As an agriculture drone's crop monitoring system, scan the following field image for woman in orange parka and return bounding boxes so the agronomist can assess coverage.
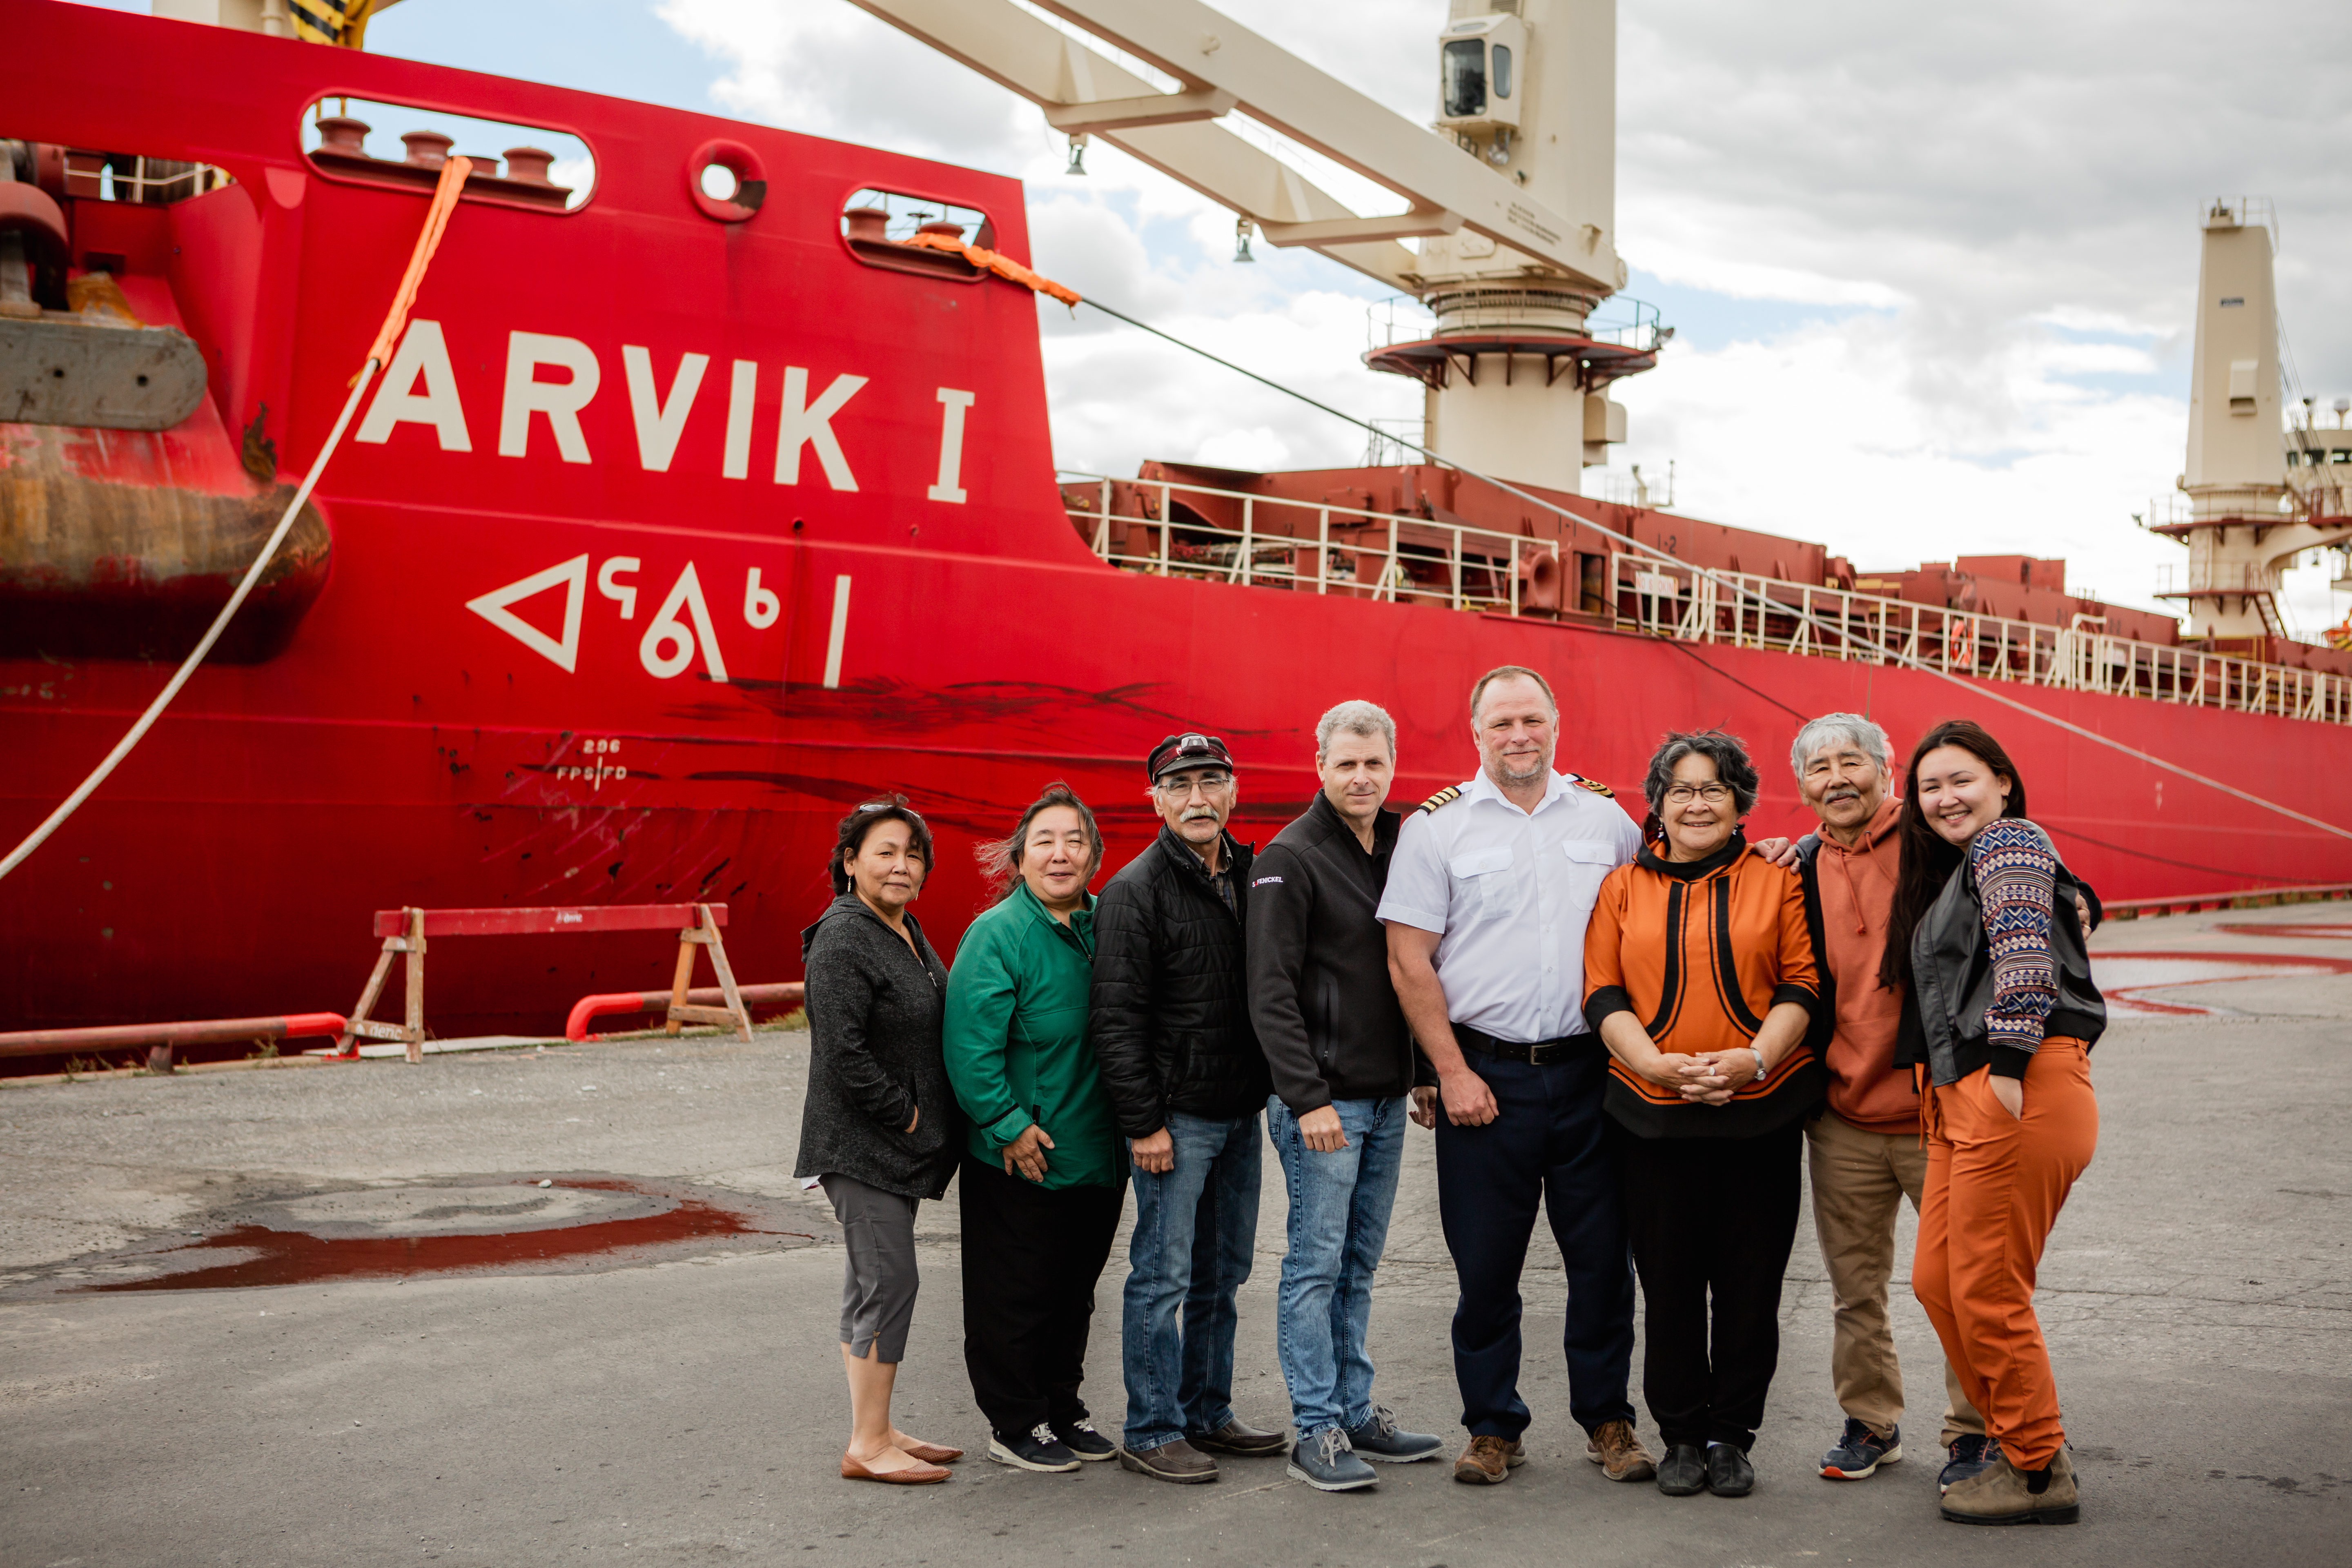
[1582,729,1824,1502]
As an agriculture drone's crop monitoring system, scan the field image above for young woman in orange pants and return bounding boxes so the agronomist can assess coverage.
[1882,720,2103,1526]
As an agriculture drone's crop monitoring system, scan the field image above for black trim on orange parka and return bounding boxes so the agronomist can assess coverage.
[1582,832,1824,1139]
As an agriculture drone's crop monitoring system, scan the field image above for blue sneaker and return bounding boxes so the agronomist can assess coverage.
[1820,1418,1902,1479]
[1287,1427,1378,1492]
[1343,1406,1443,1463]
[1940,1434,2000,1493]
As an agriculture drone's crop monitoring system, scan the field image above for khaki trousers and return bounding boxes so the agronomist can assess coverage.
[1806,1109,1983,1445]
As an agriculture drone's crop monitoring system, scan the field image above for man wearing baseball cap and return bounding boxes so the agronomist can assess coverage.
[1091,732,1284,1484]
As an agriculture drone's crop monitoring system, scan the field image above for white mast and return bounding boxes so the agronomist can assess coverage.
[1385,0,1646,490]
[2158,198,2351,643]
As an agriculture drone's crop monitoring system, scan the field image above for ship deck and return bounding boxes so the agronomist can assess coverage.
[2,903,2347,1566]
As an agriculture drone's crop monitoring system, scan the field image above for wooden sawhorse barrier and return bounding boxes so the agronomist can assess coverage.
[337,902,752,1062]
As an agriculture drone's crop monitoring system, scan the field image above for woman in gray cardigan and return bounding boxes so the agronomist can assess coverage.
[795,795,964,1485]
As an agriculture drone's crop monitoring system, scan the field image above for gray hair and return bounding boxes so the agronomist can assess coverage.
[1315,699,1396,760]
[1788,712,1891,782]
[1642,729,1761,817]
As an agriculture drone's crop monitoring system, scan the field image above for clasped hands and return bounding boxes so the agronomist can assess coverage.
[1642,1049,1751,1107]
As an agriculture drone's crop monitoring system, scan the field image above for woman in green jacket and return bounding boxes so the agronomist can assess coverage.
[944,782,1125,1476]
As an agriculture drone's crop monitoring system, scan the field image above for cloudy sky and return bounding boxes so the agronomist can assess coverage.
[96,0,2352,630]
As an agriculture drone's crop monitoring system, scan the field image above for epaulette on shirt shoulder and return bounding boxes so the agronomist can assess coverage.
[1417,786,1463,814]
[1566,773,1615,799]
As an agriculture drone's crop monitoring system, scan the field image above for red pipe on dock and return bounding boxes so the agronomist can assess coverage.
[0,1013,350,1066]
[566,983,804,1042]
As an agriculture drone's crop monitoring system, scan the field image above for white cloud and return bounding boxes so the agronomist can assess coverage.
[653,0,2352,628]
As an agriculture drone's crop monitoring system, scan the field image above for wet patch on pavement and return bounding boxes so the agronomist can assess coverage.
[0,1175,815,1297]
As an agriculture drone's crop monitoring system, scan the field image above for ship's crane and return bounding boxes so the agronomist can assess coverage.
[846,0,1660,491]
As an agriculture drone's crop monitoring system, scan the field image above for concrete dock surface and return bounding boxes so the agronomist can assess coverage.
[2,902,2347,1566]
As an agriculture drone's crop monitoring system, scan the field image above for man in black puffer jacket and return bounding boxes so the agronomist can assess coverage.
[1092,732,1283,1485]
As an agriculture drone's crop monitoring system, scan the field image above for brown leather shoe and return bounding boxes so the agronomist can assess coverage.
[1118,1438,1220,1483]
[1452,1434,1525,1485]
[1189,1418,1289,1457]
[1584,1419,1656,1482]
[898,1439,964,1464]
[841,1450,951,1485]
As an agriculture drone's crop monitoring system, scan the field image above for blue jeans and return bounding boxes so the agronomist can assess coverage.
[1120,1108,1263,1451]
[1268,1094,1408,1440]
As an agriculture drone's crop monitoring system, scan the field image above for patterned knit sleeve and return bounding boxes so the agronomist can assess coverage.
[1971,818,2058,1071]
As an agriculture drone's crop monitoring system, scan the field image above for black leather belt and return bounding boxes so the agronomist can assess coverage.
[1454,1023,1599,1066]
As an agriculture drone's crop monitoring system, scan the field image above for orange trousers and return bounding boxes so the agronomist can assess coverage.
[1912,1038,2097,1471]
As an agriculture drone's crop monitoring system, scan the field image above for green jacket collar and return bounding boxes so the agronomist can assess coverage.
[1011,879,1096,942]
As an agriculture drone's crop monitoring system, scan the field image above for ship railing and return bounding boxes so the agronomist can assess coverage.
[1610,555,2352,726]
[2154,561,2273,596]
[1050,470,2348,724]
[1060,471,1560,618]
[1363,294,1666,354]
[63,151,235,206]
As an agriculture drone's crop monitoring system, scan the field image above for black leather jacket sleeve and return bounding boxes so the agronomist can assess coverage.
[1087,860,1168,1137]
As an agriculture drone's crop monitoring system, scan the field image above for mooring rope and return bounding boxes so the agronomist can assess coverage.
[0,157,476,884]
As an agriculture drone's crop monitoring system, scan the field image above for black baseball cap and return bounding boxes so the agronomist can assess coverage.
[1147,732,1235,782]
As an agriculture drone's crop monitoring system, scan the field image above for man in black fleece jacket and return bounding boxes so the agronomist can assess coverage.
[1245,701,1443,1492]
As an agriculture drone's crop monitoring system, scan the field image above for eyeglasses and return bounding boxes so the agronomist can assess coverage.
[1662,783,1733,805]
[858,801,925,824]
[1155,771,1234,795]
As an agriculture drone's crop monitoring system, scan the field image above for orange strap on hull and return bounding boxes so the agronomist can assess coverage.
[900,229,1081,308]
[363,154,474,370]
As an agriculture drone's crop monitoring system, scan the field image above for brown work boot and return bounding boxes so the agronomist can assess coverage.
[1452,1434,1525,1485]
[1583,1419,1657,1482]
[1118,1438,1219,1484]
[1939,1445,2078,1526]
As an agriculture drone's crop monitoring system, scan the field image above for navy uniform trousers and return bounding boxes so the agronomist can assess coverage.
[1434,1039,1637,1439]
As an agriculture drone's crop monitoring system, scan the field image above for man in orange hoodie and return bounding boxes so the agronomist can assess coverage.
[1777,715,1987,1490]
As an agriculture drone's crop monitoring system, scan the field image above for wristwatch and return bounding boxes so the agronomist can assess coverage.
[1746,1046,1766,1083]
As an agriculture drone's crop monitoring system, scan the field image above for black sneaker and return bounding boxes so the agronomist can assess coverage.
[1705,1443,1756,1497]
[1051,1417,1117,1461]
[1820,1418,1903,1480]
[1656,1443,1707,1497]
[1940,1434,2000,1494]
[988,1423,1082,1473]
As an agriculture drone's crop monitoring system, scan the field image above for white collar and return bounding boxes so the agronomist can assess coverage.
[1462,766,1570,817]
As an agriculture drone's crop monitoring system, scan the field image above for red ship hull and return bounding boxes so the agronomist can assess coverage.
[5,6,2347,1041]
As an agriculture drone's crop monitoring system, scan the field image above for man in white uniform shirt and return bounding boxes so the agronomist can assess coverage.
[1377,665,1656,1488]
